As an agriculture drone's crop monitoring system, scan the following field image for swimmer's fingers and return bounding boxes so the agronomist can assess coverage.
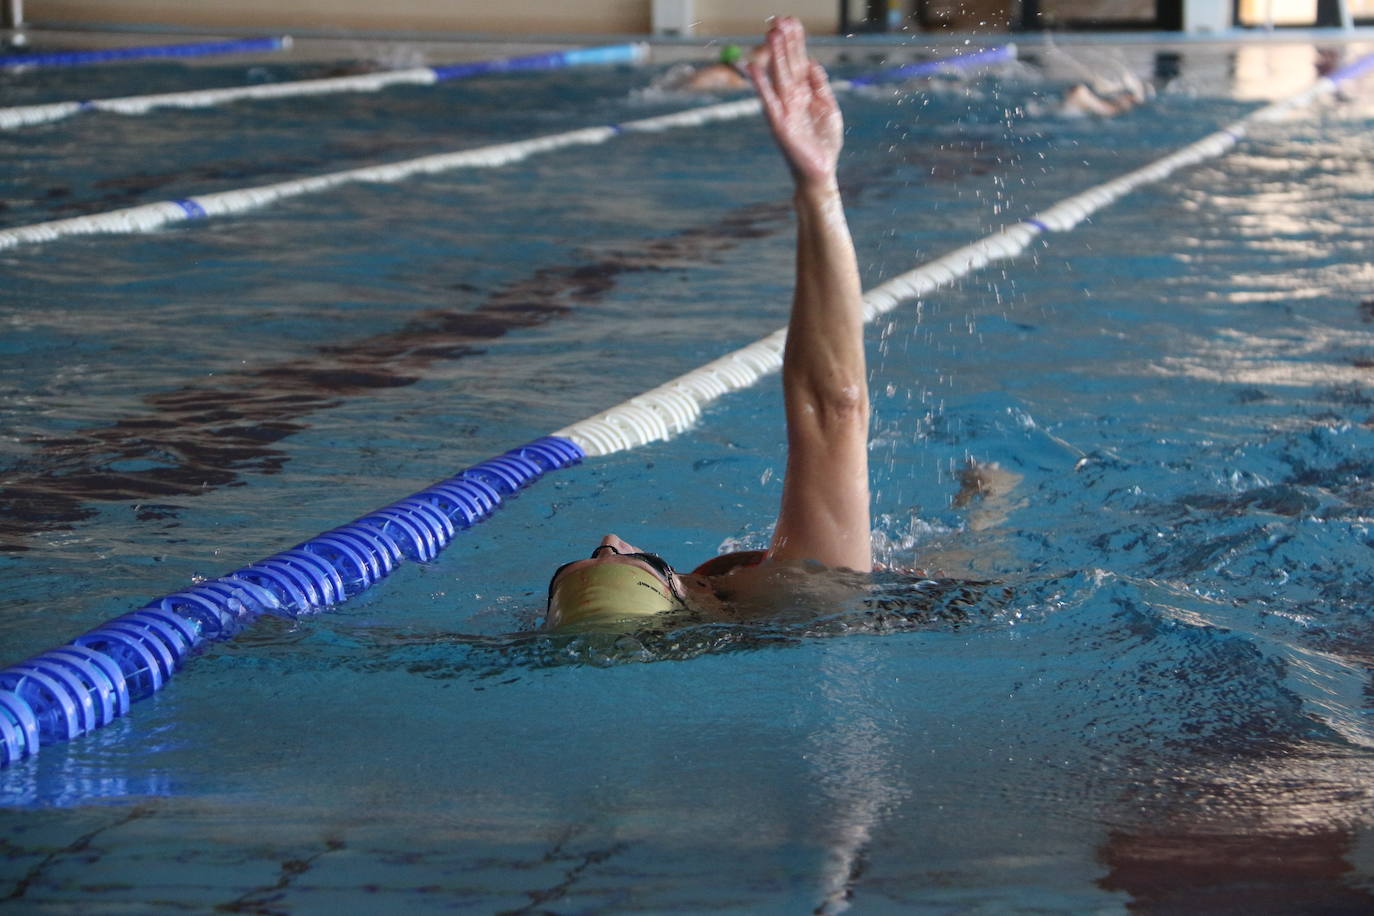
[750,17,842,185]
[749,56,807,176]
[750,42,796,139]
[808,59,833,98]
[768,17,802,88]
[749,59,786,141]
[807,60,840,126]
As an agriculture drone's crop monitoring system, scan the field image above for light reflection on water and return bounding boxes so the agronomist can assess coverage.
[2,37,1374,913]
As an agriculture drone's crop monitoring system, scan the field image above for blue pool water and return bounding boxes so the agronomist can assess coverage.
[2,35,1374,911]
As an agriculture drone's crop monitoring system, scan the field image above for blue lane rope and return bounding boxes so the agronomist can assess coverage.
[429,44,645,81]
[0,436,584,765]
[841,43,1018,87]
[1327,52,1374,82]
[0,36,291,69]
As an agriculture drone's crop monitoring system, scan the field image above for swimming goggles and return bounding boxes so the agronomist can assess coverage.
[546,544,682,607]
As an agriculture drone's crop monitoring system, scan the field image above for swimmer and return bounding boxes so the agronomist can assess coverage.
[547,17,873,630]
[654,43,764,93]
[1061,83,1136,117]
[1060,71,1150,118]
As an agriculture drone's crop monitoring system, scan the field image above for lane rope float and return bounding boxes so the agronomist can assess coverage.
[0,43,649,130]
[1,50,1365,767]
[0,35,292,70]
[0,44,1016,252]
[0,437,584,767]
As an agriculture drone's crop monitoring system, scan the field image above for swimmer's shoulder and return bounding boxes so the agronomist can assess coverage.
[681,64,749,92]
[688,550,872,621]
[684,550,769,619]
[690,549,767,578]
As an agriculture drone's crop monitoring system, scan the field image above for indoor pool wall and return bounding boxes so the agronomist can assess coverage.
[3,28,1374,912]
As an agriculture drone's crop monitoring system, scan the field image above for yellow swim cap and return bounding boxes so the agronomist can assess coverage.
[547,562,680,629]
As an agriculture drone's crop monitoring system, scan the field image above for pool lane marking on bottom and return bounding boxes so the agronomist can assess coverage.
[553,52,1373,456]
[0,195,832,553]
[0,49,1364,768]
[0,43,649,130]
[0,45,1015,252]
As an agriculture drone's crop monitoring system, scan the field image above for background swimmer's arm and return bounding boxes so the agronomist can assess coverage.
[750,18,871,572]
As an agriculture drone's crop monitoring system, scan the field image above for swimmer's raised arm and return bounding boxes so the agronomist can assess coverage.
[750,18,871,572]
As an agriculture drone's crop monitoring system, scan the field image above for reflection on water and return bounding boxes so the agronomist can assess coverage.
[807,643,908,915]
[1150,324,1374,387]
[1100,745,1374,912]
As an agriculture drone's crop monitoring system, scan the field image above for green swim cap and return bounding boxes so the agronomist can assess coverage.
[719,44,743,66]
[547,562,679,629]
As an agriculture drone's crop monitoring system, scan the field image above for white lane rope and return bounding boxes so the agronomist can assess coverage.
[553,55,1374,457]
[0,46,1014,253]
[0,44,649,130]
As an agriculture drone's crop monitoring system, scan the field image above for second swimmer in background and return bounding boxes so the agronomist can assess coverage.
[1060,72,1150,117]
[654,42,765,93]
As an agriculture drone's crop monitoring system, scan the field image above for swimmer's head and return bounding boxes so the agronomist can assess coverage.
[719,44,744,66]
[546,541,684,629]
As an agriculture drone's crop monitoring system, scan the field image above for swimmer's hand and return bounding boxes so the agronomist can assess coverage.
[749,17,843,191]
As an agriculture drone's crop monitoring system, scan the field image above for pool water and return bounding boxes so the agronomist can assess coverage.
[3,35,1374,911]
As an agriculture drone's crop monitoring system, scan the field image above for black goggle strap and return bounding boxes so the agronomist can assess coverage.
[546,545,682,608]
